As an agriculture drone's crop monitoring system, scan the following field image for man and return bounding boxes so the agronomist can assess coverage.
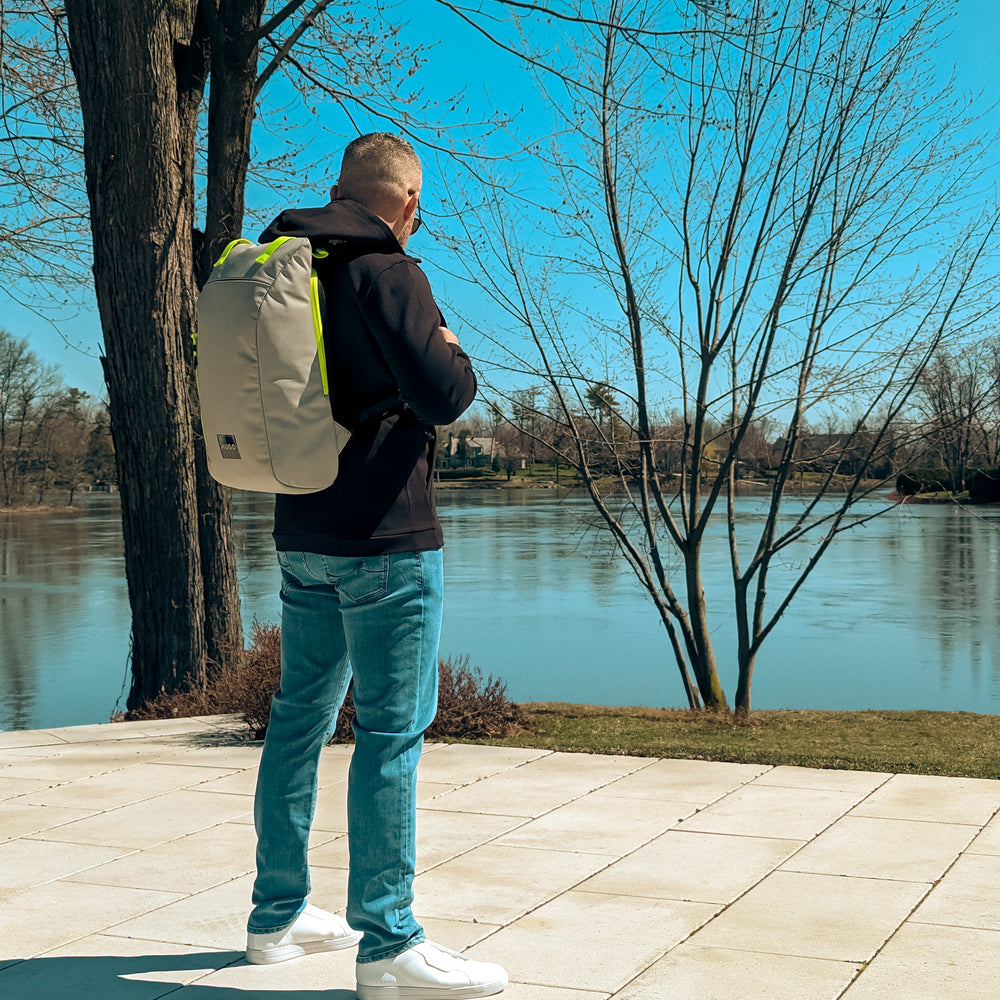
[244,133,507,999]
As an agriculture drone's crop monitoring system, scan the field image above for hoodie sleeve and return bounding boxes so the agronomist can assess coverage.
[361,258,477,425]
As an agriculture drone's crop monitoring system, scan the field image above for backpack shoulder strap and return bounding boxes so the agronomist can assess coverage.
[310,242,404,426]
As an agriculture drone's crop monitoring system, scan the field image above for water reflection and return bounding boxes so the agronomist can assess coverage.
[1,489,997,730]
[912,507,1000,695]
[1,498,131,730]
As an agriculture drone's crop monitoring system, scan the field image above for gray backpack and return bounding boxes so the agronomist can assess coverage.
[194,236,351,493]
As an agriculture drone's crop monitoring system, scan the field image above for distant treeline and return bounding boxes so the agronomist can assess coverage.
[1,328,115,507]
[442,336,1000,493]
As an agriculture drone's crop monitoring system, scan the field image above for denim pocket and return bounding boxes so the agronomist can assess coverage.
[339,555,391,605]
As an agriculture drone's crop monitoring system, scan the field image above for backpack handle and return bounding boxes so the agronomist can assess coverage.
[213,238,253,267]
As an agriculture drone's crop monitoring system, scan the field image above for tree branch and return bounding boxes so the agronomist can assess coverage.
[254,0,334,98]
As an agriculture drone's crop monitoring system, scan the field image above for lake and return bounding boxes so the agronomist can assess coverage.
[1,488,999,731]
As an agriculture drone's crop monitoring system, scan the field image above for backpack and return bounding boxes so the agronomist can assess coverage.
[194,235,352,494]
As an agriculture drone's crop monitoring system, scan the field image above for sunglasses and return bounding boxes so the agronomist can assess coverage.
[411,203,422,234]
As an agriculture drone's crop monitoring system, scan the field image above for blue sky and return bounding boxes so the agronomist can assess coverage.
[6,0,998,402]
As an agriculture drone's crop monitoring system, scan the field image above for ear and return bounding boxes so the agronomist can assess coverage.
[329,183,340,202]
[402,189,419,224]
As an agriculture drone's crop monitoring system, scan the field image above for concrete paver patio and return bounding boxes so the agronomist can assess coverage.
[2,715,999,999]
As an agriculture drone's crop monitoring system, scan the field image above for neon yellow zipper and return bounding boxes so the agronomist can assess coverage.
[310,271,329,396]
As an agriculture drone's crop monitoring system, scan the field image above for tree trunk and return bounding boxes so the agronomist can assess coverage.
[684,548,729,709]
[733,579,754,717]
[65,0,214,707]
[194,441,243,672]
[734,657,755,718]
[198,0,267,282]
[189,0,251,673]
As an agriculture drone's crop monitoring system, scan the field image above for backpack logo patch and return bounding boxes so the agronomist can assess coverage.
[218,434,242,459]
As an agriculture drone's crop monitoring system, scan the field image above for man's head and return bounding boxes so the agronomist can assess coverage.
[332,132,422,246]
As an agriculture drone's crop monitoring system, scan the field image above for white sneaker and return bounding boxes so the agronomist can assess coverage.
[356,940,508,999]
[245,902,362,964]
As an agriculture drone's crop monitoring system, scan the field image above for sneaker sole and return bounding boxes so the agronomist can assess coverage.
[246,931,364,965]
[355,977,507,999]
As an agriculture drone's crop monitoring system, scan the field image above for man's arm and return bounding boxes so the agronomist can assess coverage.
[365,262,477,425]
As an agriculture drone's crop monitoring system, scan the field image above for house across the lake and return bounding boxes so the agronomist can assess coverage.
[438,432,507,469]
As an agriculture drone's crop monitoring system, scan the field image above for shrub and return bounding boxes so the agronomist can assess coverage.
[238,620,284,738]
[969,468,1000,504]
[431,655,528,739]
[327,655,530,743]
[895,468,954,495]
[437,467,493,480]
[113,619,280,730]
[117,620,530,742]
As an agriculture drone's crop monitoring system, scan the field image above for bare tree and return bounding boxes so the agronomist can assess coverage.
[0,331,111,505]
[0,8,90,297]
[915,338,1000,490]
[32,387,93,504]
[445,0,998,713]
[0,328,62,507]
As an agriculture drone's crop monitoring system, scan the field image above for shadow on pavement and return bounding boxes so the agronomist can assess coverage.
[0,950,357,998]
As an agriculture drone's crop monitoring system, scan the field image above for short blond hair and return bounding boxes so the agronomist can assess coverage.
[338,133,422,215]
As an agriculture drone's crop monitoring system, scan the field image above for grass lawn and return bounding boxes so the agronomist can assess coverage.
[126,644,999,780]
[462,702,1000,780]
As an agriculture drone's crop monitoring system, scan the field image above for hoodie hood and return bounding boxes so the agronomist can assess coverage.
[259,199,404,257]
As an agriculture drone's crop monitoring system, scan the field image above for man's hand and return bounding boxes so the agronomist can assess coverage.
[439,326,460,347]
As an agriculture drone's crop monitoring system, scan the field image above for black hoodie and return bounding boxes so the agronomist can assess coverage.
[259,199,477,555]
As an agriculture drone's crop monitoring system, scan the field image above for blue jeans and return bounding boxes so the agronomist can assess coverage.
[249,548,443,963]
